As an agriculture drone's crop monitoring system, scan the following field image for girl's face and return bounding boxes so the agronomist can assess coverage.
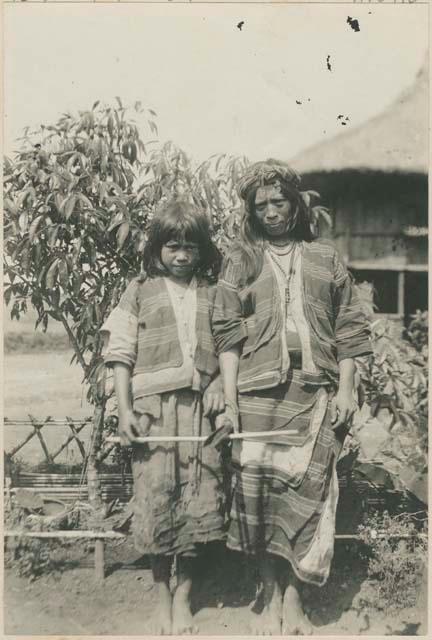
[160,238,200,281]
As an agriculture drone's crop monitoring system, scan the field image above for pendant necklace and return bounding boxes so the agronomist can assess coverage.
[267,243,297,315]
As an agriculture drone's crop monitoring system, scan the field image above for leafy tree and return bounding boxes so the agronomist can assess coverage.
[3,100,250,508]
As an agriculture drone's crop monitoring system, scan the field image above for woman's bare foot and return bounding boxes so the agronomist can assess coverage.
[282,582,313,635]
[172,587,198,635]
[250,573,283,635]
[250,595,283,635]
[151,583,173,635]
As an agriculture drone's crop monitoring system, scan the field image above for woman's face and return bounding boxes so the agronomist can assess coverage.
[253,183,294,239]
[160,238,200,281]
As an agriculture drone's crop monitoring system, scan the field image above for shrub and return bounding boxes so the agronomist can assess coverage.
[358,511,427,611]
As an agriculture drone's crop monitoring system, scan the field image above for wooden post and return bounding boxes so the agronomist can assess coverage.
[87,403,105,510]
[397,270,405,317]
[94,539,105,581]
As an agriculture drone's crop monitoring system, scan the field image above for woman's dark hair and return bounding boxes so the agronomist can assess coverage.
[234,162,314,284]
[143,198,222,281]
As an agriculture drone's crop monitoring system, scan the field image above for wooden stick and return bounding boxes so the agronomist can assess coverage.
[106,430,302,444]
[4,530,426,541]
[4,530,125,539]
[8,429,38,458]
[4,419,92,426]
[94,539,105,580]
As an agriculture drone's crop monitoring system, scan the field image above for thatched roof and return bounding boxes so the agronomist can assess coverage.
[291,61,428,174]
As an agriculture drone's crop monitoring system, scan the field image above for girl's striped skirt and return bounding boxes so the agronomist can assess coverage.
[228,370,342,586]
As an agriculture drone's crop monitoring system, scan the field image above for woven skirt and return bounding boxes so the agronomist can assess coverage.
[227,370,342,586]
[130,388,227,556]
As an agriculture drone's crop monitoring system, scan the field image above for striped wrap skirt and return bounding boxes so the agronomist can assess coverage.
[228,369,342,586]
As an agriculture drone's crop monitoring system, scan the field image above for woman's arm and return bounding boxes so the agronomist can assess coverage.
[219,347,241,432]
[330,357,358,429]
[113,363,139,446]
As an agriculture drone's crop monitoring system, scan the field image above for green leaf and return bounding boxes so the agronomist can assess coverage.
[28,215,43,242]
[116,222,130,249]
[45,258,60,289]
[48,225,60,249]
[64,195,77,220]
[16,190,29,210]
[58,258,69,290]
[107,113,115,138]
[107,212,124,233]
[4,197,18,216]
[77,193,93,210]
[148,120,158,136]
[18,212,29,233]
[4,286,13,307]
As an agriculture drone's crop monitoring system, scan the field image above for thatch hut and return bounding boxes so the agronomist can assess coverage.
[291,62,428,319]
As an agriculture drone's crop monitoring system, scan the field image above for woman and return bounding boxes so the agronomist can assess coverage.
[212,160,372,634]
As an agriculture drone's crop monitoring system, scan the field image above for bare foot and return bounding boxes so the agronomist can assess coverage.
[282,583,313,635]
[150,584,173,635]
[172,589,198,635]
[250,586,283,635]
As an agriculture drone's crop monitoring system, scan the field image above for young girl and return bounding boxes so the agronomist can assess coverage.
[102,199,226,635]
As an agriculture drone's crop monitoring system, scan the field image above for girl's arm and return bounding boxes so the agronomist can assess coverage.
[113,363,139,446]
[330,357,357,429]
[219,347,241,432]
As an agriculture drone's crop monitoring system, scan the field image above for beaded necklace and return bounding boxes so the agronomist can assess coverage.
[267,242,297,315]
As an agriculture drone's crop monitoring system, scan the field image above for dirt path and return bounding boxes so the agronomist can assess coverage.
[4,540,427,636]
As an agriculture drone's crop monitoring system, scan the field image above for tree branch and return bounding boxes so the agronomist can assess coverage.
[58,311,89,374]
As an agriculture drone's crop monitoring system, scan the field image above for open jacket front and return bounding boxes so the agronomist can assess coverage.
[212,241,373,393]
[103,275,219,399]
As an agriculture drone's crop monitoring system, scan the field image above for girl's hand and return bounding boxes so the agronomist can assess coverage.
[203,378,225,417]
[203,390,225,417]
[118,408,140,446]
[330,390,358,430]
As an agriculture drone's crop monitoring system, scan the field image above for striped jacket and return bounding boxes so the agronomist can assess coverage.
[104,275,219,396]
[212,241,372,393]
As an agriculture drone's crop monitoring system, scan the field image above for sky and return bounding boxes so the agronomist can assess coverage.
[3,3,429,165]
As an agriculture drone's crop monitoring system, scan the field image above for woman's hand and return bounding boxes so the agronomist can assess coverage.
[118,408,140,446]
[330,390,358,430]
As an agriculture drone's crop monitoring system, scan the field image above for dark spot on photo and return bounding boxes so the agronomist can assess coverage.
[326,55,332,72]
[237,21,245,31]
[347,17,360,32]
[296,100,302,105]
[337,114,350,126]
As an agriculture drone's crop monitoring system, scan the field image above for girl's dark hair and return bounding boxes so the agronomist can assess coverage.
[235,176,314,285]
[143,198,222,281]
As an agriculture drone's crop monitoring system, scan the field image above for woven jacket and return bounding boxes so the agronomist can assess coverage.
[212,241,372,393]
[104,275,219,397]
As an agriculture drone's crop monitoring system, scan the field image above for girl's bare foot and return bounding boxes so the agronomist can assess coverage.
[151,583,173,635]
[282,582,313,635]
[172,587,198,635]
[150,555,173,634]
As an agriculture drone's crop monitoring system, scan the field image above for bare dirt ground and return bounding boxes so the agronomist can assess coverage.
[4,338,428,636]
[4,539,427,636]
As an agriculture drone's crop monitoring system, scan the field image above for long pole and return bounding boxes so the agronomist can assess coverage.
[106,430,302,444]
